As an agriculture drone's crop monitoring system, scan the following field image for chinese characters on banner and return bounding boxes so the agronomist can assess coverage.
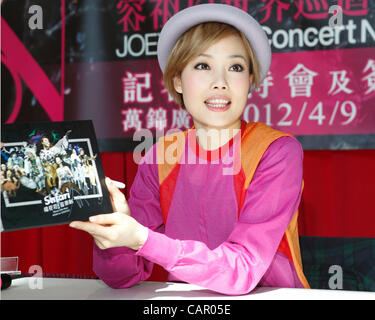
[121,71,190,132]
[117,52,375,136]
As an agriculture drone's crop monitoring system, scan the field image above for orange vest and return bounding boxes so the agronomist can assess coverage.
[152,121,310,289]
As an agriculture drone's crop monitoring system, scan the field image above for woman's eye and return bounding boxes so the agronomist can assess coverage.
[230,64,244,72]
[194,63,209,70]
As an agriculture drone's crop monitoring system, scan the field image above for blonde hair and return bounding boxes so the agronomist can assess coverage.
[163,22,261,109]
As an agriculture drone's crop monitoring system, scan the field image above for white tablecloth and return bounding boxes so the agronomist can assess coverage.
[1,278,375,300]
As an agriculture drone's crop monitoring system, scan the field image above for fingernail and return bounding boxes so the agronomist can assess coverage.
[69,222,76,228]
[89,216,97,222]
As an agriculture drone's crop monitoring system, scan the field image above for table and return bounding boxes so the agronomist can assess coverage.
[1,278,375,300]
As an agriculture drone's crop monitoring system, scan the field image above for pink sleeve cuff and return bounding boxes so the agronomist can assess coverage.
[94,242,137,258]
[136,228,181,270]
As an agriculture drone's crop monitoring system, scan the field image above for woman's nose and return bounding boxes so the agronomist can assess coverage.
[211,71,228,90]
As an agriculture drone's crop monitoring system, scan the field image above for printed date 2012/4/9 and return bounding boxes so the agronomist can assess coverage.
[242,101,357,126]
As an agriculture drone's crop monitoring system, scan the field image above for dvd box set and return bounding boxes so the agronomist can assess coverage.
[1,120,113,231]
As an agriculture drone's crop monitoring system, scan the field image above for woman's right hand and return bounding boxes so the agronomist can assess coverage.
[70,177,149,250]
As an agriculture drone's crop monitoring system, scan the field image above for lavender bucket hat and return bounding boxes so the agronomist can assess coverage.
[157,3,271,87]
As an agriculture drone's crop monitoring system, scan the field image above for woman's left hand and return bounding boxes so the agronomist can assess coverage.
[69,212,148,251]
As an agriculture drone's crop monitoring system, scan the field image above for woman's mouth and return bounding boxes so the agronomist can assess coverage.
[204,98,231,112]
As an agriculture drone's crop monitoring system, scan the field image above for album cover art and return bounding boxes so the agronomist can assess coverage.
[1,120,113,231]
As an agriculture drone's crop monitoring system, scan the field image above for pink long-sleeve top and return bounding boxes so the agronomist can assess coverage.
[93,125,304,295]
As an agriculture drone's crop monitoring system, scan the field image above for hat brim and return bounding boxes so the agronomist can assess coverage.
[157,4,271,86]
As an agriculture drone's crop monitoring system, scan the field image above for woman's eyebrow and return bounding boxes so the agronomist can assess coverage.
[229,54,247,62]
[198,53,247,62]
